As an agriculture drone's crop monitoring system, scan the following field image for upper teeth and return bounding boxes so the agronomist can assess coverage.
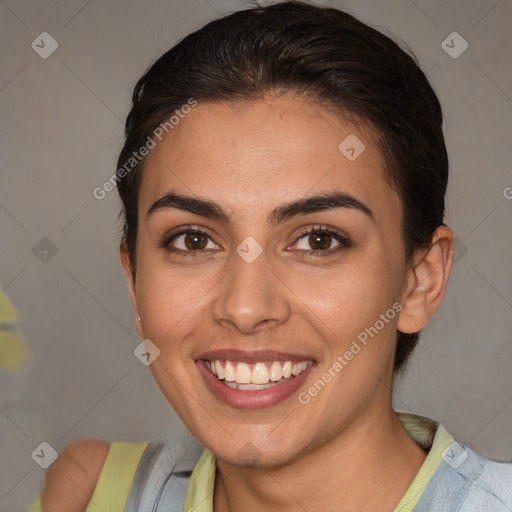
[206,360,309,385]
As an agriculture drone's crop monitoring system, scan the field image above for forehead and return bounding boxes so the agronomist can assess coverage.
[138,95,400,225]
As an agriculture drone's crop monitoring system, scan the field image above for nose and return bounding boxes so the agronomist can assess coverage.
[212,245,291,335]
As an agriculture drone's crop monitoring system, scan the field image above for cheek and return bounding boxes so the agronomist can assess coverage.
[303,261,403,384]
[135,259,217,353]
[292,253,400,328]
[296,262,401,411]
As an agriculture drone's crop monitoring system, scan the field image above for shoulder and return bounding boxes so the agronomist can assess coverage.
[465,446,512,508]
[40,439,110,512]
[420,439,512,511]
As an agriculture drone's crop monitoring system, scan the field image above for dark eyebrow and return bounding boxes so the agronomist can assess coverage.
[147,190,374,226]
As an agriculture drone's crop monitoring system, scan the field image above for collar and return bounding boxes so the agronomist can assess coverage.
[183,411,455,512]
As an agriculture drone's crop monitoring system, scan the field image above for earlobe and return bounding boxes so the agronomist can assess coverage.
[119,241,143,338]
[397,226,455,334]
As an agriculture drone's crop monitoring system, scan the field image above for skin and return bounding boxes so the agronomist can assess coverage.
[40,439,109,511]
[119,93,455,512]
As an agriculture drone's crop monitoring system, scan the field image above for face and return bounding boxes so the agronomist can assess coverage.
[122,93,412,467]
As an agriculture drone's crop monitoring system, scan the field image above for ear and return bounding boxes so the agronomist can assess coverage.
[397,225,455,334]
[120,241,143,338]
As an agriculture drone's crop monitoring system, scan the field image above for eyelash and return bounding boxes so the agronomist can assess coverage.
[159,225,351,258]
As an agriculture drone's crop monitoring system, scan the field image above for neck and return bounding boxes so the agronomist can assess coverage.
[213,402,428,512]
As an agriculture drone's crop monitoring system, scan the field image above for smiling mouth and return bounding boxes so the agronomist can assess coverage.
[203,359,314,390]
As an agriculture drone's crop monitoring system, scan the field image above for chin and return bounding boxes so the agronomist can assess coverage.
[202,432,306,469]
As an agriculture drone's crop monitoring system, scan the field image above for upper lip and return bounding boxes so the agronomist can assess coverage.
[195,349,316,363]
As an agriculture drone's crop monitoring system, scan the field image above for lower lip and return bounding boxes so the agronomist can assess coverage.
[196,360,315,409]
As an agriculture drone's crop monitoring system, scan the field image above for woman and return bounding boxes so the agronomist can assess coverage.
[31,2,512,511]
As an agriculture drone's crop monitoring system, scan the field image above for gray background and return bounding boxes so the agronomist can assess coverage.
[1,0,511,510]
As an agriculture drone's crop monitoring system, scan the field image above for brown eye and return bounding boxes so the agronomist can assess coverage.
[183,231,208,250]
[293,227,351,255]
[307,232,333,250]
[162,228,220,255]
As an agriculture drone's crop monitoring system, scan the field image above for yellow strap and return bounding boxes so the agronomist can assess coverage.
[85,442,148,512]
[30,495,42,512]
[394,415,455,511]
[29,442,148,512]
[183,448,216,512]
